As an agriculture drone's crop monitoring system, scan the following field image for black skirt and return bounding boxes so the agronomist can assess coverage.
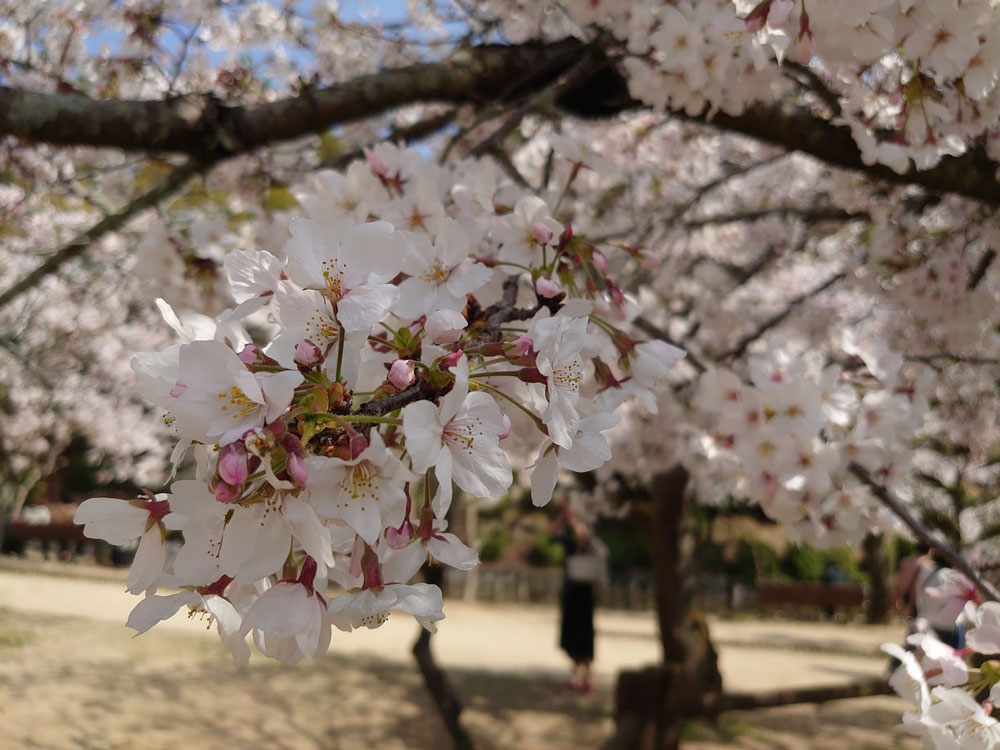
[559,580,595,661]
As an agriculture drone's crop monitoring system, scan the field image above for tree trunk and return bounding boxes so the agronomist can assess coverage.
[861,533,891,624]
[607,465,723,750]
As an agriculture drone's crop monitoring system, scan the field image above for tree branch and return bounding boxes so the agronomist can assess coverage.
[5,41,1000,205]
[849,462,1000,602]
[682,206,869,230]
[720,270,845,361]
[0,42,585,159]
[0,159,210,315]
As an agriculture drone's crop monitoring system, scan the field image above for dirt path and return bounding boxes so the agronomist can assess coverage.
[0,568,918,749]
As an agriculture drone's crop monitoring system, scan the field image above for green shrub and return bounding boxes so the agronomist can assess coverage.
[528,533,565,567]
[781,542,824,581]
[478,526,511,562]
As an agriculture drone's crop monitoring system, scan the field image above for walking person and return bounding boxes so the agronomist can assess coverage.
[552,497,608,693]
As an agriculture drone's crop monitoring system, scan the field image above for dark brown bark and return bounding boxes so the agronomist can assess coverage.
[861,533,892,625]
[608,466,722,750]
[4,40,1000,205]
[694,677,894,715]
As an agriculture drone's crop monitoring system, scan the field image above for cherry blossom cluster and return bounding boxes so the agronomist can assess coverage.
[693,337,931,546]
[884,593,1000,748]
[474,0,1000,175]
[74,143,684,664]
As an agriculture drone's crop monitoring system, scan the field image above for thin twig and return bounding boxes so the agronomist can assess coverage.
[904,353,1000,367]
[849,462,1000,602]
[721,270,845,361]
[0,159,211,315]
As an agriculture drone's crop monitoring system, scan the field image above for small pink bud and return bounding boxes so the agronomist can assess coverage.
[592,249,608,272]
[425,309,467,344]
[443,349,464,368]
[386,519,414,549]
[266,421,288,441]
[288,451,308,488]
[363,146,388,178]
[509,333,534,358]
[218,442,249,486]
[349,432,368,460]
[169,379,188,398]
[557,225,573,251]
[210,478,241,503]
[294,338,323,368]
[535,276,561,298]
[792,33,815,64]
[530,221,553,244]
[499,413,512,440]
[638,249,661,270]
[237,343,261,365]
[388,359,415,390]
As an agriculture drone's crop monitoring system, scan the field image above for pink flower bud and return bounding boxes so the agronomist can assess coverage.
[210,478,241,503]
[535,276,561,298]
[218,442,249,486]
[638,249,661,270]
[592,249,609,272]
[442,349,464,368]
[386,519,414,549]
[557,225,573,251]
[509,333,534,358]
[237,343,261,365]
[349,432,368,460]
[363,146,388,178]
[288,451,308,488]
[793,33,815,64]
[388,359,415,390]
[530,221,553,244]
[425,309,467,344]
[294,338,323,368]
[499,413,512,440]
[169,379,188,398]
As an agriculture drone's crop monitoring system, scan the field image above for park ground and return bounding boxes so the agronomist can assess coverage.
[0,557,919,750]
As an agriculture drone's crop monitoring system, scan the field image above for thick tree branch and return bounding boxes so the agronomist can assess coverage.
[5,41,1000,205]
[0,42,584,159]
[693,677,893,716]
[849,462,1000,602]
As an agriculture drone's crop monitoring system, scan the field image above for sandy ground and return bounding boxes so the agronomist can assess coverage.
[0,563,920,750]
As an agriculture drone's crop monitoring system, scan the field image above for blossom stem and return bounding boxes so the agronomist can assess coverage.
[335,324,346,381]
[473,380,546,432]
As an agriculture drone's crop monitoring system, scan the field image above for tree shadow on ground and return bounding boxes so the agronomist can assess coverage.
[0,608,915,750]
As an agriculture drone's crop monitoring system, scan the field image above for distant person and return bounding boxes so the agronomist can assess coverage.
[892,544,965,648]
[552,497,607,693]
[820,560,847,619]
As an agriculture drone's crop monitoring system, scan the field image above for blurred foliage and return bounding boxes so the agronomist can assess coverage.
[479,527,511,563]
[528,532,565,567]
